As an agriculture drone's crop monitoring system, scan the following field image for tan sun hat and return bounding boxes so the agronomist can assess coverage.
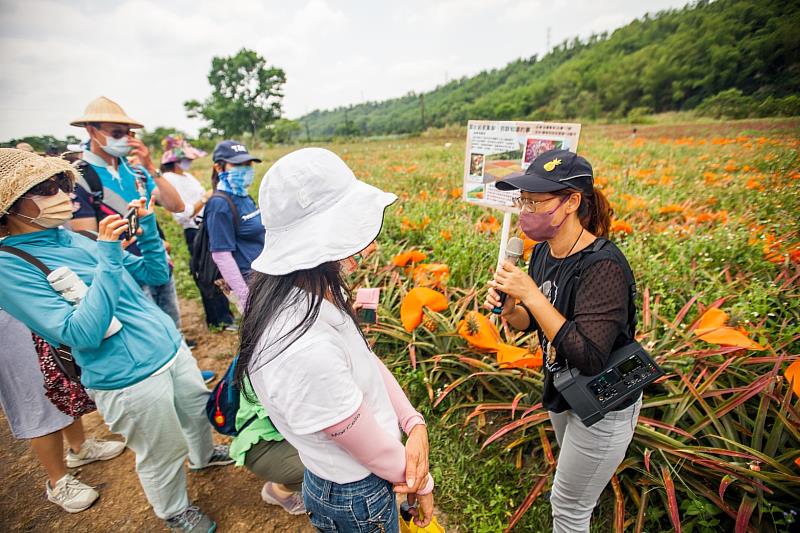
[15,142,35,152]
[0,149,80,216]
[70,96,144,128]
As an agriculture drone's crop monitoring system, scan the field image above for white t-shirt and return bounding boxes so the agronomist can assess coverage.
[162,171,206,229]
[249,293,400,484]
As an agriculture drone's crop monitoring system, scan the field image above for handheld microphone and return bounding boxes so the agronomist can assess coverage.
[492,237,525,314]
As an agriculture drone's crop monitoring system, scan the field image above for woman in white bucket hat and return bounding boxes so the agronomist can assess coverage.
[236,148,435,531]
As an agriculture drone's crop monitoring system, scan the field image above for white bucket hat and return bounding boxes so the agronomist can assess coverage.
[251,147,397,275]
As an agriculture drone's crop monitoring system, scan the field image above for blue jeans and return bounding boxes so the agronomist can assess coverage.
[303,470,398,533]
[142,273,181,329]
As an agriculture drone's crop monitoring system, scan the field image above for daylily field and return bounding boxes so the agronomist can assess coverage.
[162,118,800,532]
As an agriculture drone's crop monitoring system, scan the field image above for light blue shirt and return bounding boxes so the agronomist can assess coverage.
[0,214,181,390]
[81,150,156,213]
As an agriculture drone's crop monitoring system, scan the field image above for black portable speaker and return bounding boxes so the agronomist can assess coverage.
[552,341,663,427]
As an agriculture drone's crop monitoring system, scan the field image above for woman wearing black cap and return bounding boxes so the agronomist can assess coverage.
[484,149,642,533]
[205,140,265,315]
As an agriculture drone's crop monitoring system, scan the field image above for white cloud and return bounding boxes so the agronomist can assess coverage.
[0,0,689,140]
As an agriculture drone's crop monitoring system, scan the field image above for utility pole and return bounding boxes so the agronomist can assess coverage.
[419,94,426,132]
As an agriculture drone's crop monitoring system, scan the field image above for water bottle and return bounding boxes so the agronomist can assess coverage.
[47,266,123,338]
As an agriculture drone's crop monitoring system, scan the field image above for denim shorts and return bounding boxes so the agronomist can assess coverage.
[303,469,398,533]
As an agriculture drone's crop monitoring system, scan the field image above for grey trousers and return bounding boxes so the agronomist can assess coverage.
[87,343,214,520]
[549,396,642,533]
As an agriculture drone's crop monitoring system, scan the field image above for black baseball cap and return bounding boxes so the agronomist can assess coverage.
[212,140,262,165]
[496,149,593,193]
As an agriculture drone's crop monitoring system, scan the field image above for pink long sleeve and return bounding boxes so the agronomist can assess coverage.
[324,401,434,494]
[375,356,425,435]
[211,251,249,309]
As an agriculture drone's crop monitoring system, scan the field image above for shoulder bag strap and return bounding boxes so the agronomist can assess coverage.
[211,192,240,232]
[0,245,52,275]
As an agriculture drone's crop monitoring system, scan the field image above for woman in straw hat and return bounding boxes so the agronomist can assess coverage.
[235,148,435,532]
[0,148,231,533]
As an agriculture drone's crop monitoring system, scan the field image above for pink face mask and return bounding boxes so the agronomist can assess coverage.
[519,195,569,241]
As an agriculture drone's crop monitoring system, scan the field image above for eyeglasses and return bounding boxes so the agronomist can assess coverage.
[512,195,558,212]
[97,125,131,139]
[25,174,74,197]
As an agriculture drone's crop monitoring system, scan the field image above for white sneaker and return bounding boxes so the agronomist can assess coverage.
[65,438,126,468]
[46,474,99,513]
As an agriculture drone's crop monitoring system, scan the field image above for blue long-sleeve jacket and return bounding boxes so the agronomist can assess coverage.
[0,213,182,390]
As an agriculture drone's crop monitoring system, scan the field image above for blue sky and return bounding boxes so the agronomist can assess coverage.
[0,0,689,139]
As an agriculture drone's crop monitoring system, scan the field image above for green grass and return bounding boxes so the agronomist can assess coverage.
[160,118,800,532]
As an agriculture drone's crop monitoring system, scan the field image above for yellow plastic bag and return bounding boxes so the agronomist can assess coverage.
[399,503,446,533]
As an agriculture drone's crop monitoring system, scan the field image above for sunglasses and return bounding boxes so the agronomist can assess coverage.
[26,174,75,197]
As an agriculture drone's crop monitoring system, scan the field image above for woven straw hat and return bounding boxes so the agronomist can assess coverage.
[70,96,144,128]
[0,149,80,216]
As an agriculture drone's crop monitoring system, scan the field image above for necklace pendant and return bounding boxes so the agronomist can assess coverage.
[547,343,557,365]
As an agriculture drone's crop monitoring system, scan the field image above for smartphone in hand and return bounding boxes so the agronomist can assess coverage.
[123,207,139,240]
[355,288,380,324]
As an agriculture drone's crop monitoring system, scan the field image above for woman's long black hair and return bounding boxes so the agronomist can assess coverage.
[234,261,364,397]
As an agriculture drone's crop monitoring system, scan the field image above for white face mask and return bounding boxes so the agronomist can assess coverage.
[178,159,192,171]
[97,132,132,158]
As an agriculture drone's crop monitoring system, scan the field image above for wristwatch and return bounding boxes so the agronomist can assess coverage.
[151,169,163,179]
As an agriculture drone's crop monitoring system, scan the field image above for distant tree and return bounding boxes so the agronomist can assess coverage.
[269,118,302,144]
[0,134,80,153]
[185,48,286,139]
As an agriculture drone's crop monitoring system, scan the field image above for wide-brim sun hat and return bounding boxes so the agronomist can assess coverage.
[70,96,144,129]
[496,148,594,194]
[251,147,397,275]
[161,135,207,164]
[0,149,80,216]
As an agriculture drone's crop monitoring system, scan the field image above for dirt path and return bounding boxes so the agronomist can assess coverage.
[0,298,315,532]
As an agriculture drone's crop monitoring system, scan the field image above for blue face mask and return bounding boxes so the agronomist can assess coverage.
[218,166,255,196]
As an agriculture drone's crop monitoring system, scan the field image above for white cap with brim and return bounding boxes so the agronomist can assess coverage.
[250,147,397,276]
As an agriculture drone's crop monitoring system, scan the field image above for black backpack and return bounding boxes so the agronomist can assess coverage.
[190,193,239,286]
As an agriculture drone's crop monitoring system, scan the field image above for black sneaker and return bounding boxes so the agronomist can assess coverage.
[165,505,216,533]
[188,444,234,470]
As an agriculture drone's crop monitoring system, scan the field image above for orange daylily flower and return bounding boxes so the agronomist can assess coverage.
[610,219,633,235]
[785,360,800,398]
[400,287,448,332]
[457,311,501,351]
[694,308,765,350]
[440,230,452,241]
[659,204,685,215]
[475,215,501,233]
[392,250,427,267]
[497,344,543,369]
[450,188,462,199]
[522,236,537,260]
[412,263,450,289]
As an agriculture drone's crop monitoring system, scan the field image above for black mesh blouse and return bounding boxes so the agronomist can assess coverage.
[523,239,637,413]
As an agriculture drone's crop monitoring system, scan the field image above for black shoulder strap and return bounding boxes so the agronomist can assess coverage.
[0,245,51,275]
[0,244,84,381]
[75,160,103,195]
[211,192,240,231]
[568,238,637,340]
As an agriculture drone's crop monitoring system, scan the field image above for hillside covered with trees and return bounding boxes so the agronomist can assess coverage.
[299,0,800,138]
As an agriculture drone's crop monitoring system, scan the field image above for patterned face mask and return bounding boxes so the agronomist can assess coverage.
[217,166,255,196]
